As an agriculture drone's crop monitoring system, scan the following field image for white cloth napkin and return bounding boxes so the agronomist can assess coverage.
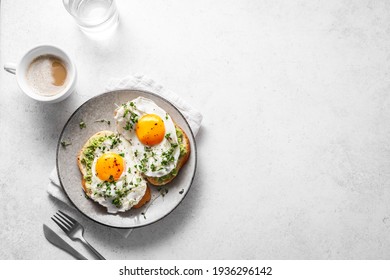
[47,74,203,238]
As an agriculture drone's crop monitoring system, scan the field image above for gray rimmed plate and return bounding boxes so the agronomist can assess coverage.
[56,90,197,229]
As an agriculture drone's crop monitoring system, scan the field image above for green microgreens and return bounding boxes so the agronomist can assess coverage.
[61,140,72,148]
[130,112,139,123]
[79,121,86,129]
[124,121,133,131]
[138,164,147,173]
[157,187,169,197]
[144,146,152,152]
[109,134,121,149]
[95,119,111,125]
[112,197,122,207]
[81,136,106,183]
[161,146,176,166]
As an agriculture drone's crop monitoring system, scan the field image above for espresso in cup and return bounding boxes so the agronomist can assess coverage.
[26,55,68,96]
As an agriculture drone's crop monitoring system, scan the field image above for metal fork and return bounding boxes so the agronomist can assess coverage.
[51,210,105,260]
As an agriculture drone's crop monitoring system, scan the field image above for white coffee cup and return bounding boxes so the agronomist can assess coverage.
[4,45,77,103]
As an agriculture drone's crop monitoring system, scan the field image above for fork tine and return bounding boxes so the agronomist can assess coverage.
[58,210,77,224]
[56,211,75,227]
[51,216,70,233]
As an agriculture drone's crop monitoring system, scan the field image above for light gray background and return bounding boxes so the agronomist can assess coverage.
[1,0,390,259]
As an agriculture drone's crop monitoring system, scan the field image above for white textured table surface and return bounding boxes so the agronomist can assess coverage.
[1,0,390,260]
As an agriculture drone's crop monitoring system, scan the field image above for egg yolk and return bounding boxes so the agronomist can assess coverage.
[95,152,124,181]
[136,114,166,146]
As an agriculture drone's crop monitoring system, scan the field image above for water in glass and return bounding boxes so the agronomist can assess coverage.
[63,0,119,34]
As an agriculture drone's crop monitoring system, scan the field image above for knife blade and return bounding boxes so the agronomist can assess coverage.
[43,224,88,260]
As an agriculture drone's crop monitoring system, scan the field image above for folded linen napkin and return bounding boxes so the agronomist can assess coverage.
[47,74,203,238]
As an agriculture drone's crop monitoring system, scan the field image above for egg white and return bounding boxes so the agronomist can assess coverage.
[115,97,180,178]
[89,134,147,214]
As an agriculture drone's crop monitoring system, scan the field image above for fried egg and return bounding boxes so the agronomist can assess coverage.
[88,134,147,213]
[115,97,180,178]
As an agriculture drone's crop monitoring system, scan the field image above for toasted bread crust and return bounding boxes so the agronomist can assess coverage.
[145,125,191,186]
[133,185,151,209]
[77,130,114,196]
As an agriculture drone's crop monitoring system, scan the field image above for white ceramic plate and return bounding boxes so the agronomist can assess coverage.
[56,90,197,228]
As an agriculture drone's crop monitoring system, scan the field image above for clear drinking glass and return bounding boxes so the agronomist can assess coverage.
[62,0,119,34]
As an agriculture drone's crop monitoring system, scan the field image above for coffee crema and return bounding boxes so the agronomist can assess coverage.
[26,55,68,96]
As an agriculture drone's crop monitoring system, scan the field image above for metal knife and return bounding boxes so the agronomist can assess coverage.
[43,224,88,260]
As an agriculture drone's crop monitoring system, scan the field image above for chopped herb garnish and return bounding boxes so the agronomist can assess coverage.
[130,112,138,123]
[165,113,169,120]
[81,135,107,184]
[124,121,132,131]
[112,198,122,207]
[179,189,184,194]
[119,153,125,157]
[161,146,177,165]
[157,168,177,183]
[144,146,151,152]
[79,121,86,129]
[109,135,121,149]
[95,119,111,125]
[159,188,168,197]
[61,140,72,148]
